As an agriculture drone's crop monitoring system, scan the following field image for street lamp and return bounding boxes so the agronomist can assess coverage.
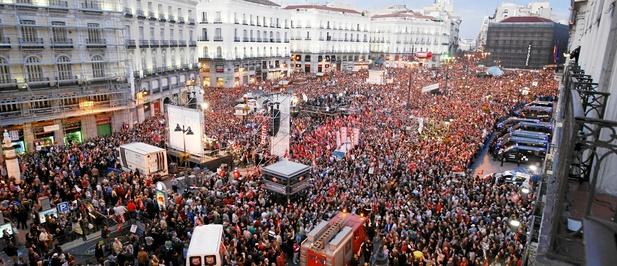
[442,55,455,91]
[174,124,194,163]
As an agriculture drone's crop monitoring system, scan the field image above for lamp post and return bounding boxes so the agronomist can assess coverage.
[174,123,194,165]
[406,66,412,109]
[442,55,454,91]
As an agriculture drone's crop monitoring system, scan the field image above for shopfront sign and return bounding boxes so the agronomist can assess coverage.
[43,124,60,132]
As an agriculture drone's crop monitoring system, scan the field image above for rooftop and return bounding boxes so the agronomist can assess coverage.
[283,4,362,15]
[499,16,554,23]
[243,0,280,7]
[371,10,435,20]
[119,142,165,154]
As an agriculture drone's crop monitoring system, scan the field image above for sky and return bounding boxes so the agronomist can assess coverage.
[277,0,571,39]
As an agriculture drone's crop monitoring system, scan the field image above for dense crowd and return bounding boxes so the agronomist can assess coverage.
[0,57,558,266]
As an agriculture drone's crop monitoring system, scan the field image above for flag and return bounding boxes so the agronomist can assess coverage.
[553,44,559,64]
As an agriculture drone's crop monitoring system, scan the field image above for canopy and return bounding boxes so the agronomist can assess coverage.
[486,66,504,77]
[421,83,440,93]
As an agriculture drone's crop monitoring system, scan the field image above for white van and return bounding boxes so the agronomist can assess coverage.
[187,224,227,266]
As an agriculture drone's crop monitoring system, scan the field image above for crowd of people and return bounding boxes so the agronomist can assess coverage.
[0,56,559,266]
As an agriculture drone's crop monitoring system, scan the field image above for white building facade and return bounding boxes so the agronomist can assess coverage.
[477,1,552,49]
[284,4,370,74]
[370,5,451,60]
[122,0,200,119]
[197,0,291,88]
[0,0,131,152]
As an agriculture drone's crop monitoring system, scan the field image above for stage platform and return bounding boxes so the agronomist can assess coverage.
[167,148,233,171]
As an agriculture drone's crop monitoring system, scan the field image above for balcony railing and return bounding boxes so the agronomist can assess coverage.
[18,38,44,48]
[49,0,69,8]
[81,1,102,11]
[536,62,617,266]
[188,18,195,25]
[125,39,136,48]
[50,38,73,47]
[170,40,178,46]
[178,17,185,24]
[158,14,167,22]
[86,39,106,47]
[168,15,176,23]
[26,76,49,84]
[179,40,187,46]
[188,40,196,46]
[149,40,159,47]
[199,36,209,41]
[243,37,249,42]
[136,9,145,19]
[213,19,222,24]
[234,37,240,42]
[139,40,149,47]
[160,40,169,47]
[148,11,156,20]
[0,37,10,48]
[213,36,223,42]
[123,7,133,17]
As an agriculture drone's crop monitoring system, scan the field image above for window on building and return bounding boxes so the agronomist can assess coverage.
[91,55,105,78]
[20,20,38,42]
[139,26,144,40]
[256,16,260,26]
[25,56,43,82]
[216,46,222,58]
[215,11,221,23]
[51,21,68,43]
[160,28,165,40]
[56,55,72,80]
[202,12,207,23]
[215,28,222,40]
[150,27,155,39]
[87,23,102,43]
[0,57,10,84]
[189,30,193,41]
[202,46,208,58]
[234,13,238,23]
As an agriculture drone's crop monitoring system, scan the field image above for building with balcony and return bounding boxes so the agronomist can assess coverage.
[196,0,291,88]
[486,16,568,69]
[0,0,131,152]
[421,0,461,55]
[370,5,451,61]
[284,4,370,74]
[529,1,617,265]
[122,0,199,118]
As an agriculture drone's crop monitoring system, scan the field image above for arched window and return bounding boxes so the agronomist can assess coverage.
[0,57,10,84]
[56,55,72,80]
[91,55,105,78]
[25,56,43,82]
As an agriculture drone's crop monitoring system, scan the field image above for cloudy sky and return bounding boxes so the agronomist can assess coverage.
[277,0,571,39]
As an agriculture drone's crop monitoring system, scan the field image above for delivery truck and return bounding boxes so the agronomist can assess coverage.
[118,142,168,176]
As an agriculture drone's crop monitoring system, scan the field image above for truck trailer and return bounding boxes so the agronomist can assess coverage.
[118,142,168,176]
